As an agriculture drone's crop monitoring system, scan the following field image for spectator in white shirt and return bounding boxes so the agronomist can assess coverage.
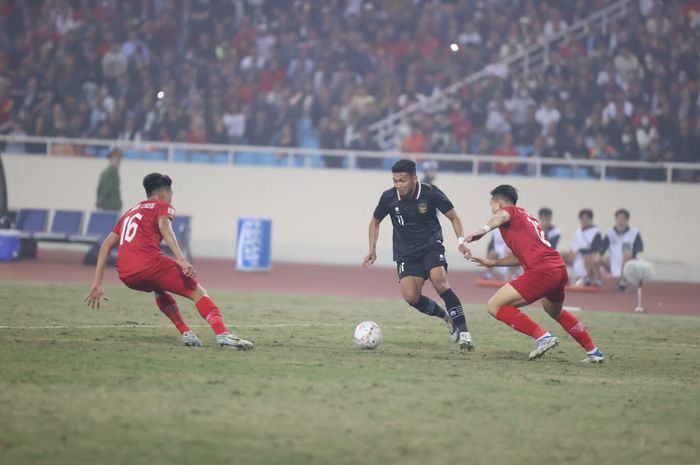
[535,95,561,135]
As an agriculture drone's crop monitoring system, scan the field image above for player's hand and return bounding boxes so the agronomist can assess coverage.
[178,259,197,278]
[363,252,377,268]
[469,256,495,268]
[458,242,471,259]
[84,284,109,309]
[465,230,486,243]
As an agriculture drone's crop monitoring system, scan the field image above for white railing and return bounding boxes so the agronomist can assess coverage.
[353,0,634,149]
[1,134,698,184]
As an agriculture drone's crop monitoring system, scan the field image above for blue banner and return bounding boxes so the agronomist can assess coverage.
[235,217,272,271]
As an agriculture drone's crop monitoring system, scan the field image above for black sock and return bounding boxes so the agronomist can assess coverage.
[440,289,468,332]
[410,295,447,319]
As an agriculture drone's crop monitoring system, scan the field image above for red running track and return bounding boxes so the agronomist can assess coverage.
[1,250,698,316]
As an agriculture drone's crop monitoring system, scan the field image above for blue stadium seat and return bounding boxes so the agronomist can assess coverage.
[234,152,280,166]
[16,209,49,238]
[382,157,402,170]
[33,210,84,241]
[143,150,168,161]
[573,167,591,179]
[69,211,120,244]
[551,166,573,178]
[122,149,143,160]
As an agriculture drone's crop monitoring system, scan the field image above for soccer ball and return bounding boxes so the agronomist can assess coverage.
[354,321,383,349]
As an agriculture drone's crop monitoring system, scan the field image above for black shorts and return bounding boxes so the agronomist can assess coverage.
[396,247,448,280]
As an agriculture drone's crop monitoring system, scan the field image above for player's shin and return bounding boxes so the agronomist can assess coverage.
[495,306,547,339]
[556,310,596,352]
[440,289,468,332]
[410,295,447,319]
[195,296,228,335]
[156,293,190,334]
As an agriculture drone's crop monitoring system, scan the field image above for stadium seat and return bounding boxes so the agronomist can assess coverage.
[122,149,143,160]
[69,211,120,244]
[551,166,573,178]
[143,150,168,161]
[33,210,84,241]
[234,152,280,166]
[16,209,49,238]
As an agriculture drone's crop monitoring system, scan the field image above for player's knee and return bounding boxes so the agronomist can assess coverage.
[486,298,500,317]
[403,291,420,306]
[432,281,449,295]
[190,285,207,302]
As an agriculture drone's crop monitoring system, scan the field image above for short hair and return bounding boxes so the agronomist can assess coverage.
[615,208,630,219]
[490,184,518,205]
[539,207,552,217]
[143,173,172,197]
[579,208,593,219]
[392,159,416,175]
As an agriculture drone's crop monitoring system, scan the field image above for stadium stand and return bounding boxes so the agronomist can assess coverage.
[0,0,698,180]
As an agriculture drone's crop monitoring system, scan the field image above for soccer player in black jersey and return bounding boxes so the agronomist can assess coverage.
[363,159,474,350]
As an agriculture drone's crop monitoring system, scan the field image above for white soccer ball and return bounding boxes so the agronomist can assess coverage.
[354,321,383,349]
[623,259,655,285]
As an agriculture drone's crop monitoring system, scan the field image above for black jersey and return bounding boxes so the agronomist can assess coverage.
[373,183,454,262]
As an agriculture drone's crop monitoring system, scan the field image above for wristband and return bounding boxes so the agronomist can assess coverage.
[458,236,465,245]
[481,224,492,233]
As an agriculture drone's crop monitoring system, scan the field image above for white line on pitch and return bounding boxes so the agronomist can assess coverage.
[0,323,347,330]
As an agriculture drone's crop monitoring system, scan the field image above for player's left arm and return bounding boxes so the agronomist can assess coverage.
[443,209,471,258]
[85,232,119,309]
[158,216,196,278]
[465,209,511,243]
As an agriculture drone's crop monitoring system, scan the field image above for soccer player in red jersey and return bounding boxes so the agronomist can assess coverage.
[85,173,253,350]
[465,185,604,362]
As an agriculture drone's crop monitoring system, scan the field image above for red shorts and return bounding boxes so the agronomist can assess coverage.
[510,266,568,304]
[120,256,198,298]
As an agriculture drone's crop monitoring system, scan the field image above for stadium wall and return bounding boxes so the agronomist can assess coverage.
[4,154,699,281]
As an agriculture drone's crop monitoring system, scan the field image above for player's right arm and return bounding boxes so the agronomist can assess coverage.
[363,216,381,267]
[364,194,389,268]
[465,209,511,243]
[158,216,196,278]
[85,232,120,309]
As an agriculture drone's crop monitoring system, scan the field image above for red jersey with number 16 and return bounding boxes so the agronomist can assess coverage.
[112,199,175,278]
[498,206,565,271]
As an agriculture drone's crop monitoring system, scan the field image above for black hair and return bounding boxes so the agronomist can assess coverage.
[579,208,593,219]
[490,184,518,205]
[539,207,552,217]
[392,159,416,175]
[615,208,630,219]
[143,173,172,197]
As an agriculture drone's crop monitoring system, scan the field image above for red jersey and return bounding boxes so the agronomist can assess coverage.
[112,199,175,277]
[498,206,565,271]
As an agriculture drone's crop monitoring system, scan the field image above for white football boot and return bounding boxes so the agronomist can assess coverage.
[581,348,605,363]
[528,334,559,360]
[182,331,203,347]
[458,331,475,351]
[444,313,460,343]
[216,332,254,350]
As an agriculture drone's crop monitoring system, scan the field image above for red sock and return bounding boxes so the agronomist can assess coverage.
[195,296,228,335]
[155,293,190,334]
[557,310,596,352]
[496,306,547,339]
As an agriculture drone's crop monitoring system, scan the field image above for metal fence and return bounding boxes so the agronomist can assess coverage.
[1,134,698,184]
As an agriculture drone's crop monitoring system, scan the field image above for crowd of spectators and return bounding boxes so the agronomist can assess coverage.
[0,0,698,178]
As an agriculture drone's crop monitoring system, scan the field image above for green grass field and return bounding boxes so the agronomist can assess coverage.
[1,282,698,465]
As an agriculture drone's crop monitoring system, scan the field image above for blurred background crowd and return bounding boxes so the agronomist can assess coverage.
[0,0,699,171]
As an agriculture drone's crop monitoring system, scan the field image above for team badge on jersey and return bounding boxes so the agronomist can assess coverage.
[417,201,428,214]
